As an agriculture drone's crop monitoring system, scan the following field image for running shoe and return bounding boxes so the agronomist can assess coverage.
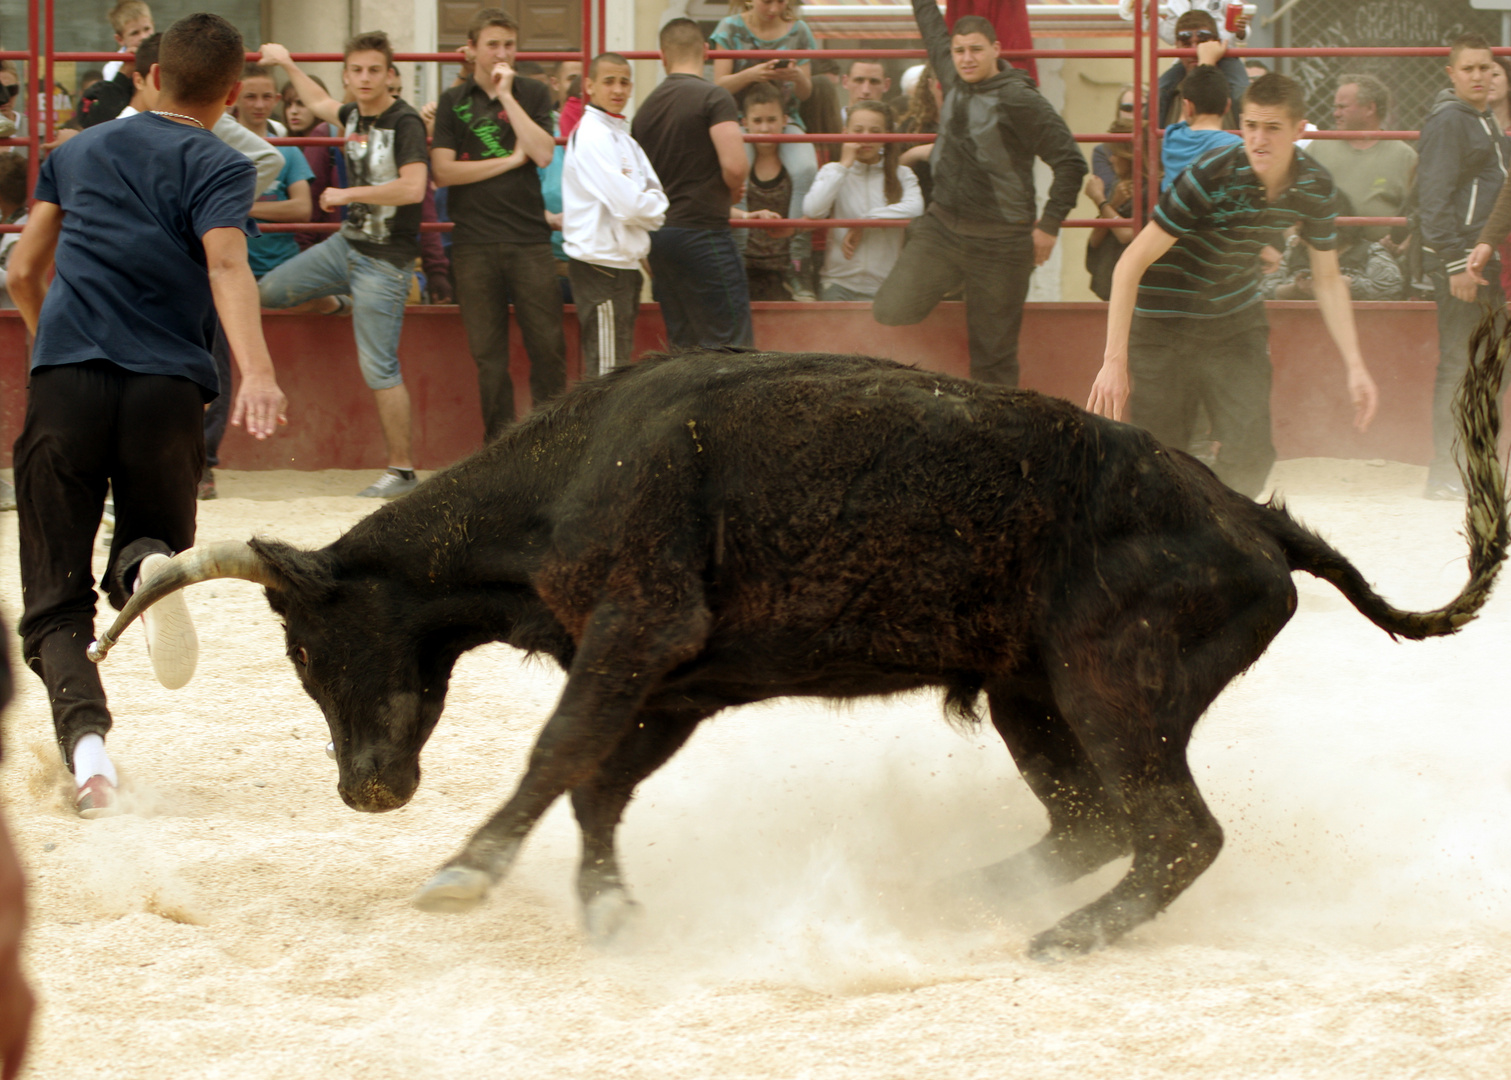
[76,775,120,819]
[357,469,418,499]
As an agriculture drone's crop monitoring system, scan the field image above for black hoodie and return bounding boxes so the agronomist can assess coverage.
[913,0,1086,235]
[1417,87,1508,276]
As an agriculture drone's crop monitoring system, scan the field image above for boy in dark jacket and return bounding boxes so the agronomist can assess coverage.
[1418,33,1508,499]
[872,0,1085,387]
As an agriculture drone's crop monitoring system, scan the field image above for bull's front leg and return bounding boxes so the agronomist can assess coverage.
[567,708,706,942]
[412,600,710,915]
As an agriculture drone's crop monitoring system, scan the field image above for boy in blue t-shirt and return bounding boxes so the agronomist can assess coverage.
[6,13,287,817]
[1160,63,1243,192]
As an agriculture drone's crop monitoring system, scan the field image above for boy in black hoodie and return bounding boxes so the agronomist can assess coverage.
[1418,33,1508,499]
[872,1,1085,387]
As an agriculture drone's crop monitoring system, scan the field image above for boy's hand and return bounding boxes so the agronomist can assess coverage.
[1031,227,1056,266]
[1449,269,1481,303]
[488,61,515,99]
[1467,242,1494,283]
[230,374,288,440]
[1087,357,1130,421]
[258,42,292,68]
[1195,39,1227,66]
[319,187,351,211]
[842,227,864,260]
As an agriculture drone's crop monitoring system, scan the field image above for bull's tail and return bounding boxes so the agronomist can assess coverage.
[1264,308,1510,641]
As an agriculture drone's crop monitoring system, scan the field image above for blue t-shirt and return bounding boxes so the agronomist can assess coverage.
[32,111,257,397]
[1160,122,1243,192]
[247,146,316,278]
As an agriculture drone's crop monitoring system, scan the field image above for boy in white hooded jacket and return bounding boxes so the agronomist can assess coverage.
[563,52,668,376]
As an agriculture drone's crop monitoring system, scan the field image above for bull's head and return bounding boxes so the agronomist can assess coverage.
[89,540,458,813]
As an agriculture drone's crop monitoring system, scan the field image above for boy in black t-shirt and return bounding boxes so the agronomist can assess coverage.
[431,8,564,441]
[7,13,287,816]
[1087,74,1378,498]
[258,33,429,498]
[631,18,752,349]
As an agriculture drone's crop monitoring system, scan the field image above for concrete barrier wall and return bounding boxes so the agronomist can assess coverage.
[0,301,1457,470]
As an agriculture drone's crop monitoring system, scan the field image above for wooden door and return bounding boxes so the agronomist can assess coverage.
[437,0,582,51]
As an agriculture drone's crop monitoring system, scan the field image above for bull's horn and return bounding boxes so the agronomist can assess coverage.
[87,540,282,664]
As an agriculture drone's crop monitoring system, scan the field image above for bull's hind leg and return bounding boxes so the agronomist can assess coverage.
[568,708,706,942]
[1026,755,1222,960]
[413,598,710,914]
[1022,572,1292,959]
[962,676,1132,901]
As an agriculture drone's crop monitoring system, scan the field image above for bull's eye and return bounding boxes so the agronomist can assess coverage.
[294,646,309,668]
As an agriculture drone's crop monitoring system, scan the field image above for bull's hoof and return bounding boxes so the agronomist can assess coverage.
[411,866,491,913]
[582,889,642,947]
[1026,920,1107,963]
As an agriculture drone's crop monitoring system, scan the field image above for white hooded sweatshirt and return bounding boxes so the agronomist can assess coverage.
[563,104,668,271]
[803,159,923,296]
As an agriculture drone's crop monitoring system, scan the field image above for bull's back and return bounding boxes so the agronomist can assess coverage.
[537,352,1104,672]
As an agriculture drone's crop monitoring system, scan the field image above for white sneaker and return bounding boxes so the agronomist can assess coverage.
[357,469,419,499]
[137,552,198,689]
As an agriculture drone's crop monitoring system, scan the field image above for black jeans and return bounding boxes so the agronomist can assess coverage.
[14,360,202,765]
[567,260,642,378]
[872,212,1034,386]
[1128,304,1275,498]
[1431,271,1508,484]
[647,227,754,349]
[452,241,567,442]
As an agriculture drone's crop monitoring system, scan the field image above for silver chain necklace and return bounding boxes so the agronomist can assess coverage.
[151,110,204,129]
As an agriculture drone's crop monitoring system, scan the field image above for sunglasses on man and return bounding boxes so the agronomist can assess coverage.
[1175,29,1220,46]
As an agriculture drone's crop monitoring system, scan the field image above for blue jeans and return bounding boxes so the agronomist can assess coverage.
[257,232,413,390]
[648,227,753,349]
[820,282,874,302]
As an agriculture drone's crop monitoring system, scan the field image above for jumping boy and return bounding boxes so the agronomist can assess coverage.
[257,33,429,498]
[561,52,667,376]
[1087,74,1378,498]
[7,12,287,816]
[873,0,1086,387]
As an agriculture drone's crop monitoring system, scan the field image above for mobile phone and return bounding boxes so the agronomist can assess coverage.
[773,59,792,69]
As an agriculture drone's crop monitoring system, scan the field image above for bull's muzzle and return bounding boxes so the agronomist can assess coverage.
[339,773,416,813]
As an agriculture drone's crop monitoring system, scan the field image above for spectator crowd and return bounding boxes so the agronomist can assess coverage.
[0,0,1503,505]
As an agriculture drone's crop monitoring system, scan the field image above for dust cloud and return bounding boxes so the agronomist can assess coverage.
[1,460,1507,1079]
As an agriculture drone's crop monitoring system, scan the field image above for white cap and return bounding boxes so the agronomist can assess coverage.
[900,63,924,98]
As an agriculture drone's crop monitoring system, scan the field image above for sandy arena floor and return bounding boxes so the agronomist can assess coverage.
[0,459,1508,1079]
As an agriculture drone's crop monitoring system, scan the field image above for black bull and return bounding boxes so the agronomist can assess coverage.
[94,339,1509,959]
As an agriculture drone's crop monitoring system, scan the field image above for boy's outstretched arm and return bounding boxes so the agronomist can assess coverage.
[203,226,287,439]
[258,43,341,127]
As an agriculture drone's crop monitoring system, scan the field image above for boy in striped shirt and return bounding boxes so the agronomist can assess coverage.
[1087,74,1378,498]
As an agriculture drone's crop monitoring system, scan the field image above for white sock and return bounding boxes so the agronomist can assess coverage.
[73,733,118,788]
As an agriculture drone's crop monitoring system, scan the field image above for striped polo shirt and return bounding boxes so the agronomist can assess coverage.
[1138,143,1338,318]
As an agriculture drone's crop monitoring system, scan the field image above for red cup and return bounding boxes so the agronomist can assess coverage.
[1225,1,1244,33]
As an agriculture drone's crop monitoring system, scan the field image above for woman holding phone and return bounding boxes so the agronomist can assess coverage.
[710,0,820,293]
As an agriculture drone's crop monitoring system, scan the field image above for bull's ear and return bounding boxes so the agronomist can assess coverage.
[248,538,339,600]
